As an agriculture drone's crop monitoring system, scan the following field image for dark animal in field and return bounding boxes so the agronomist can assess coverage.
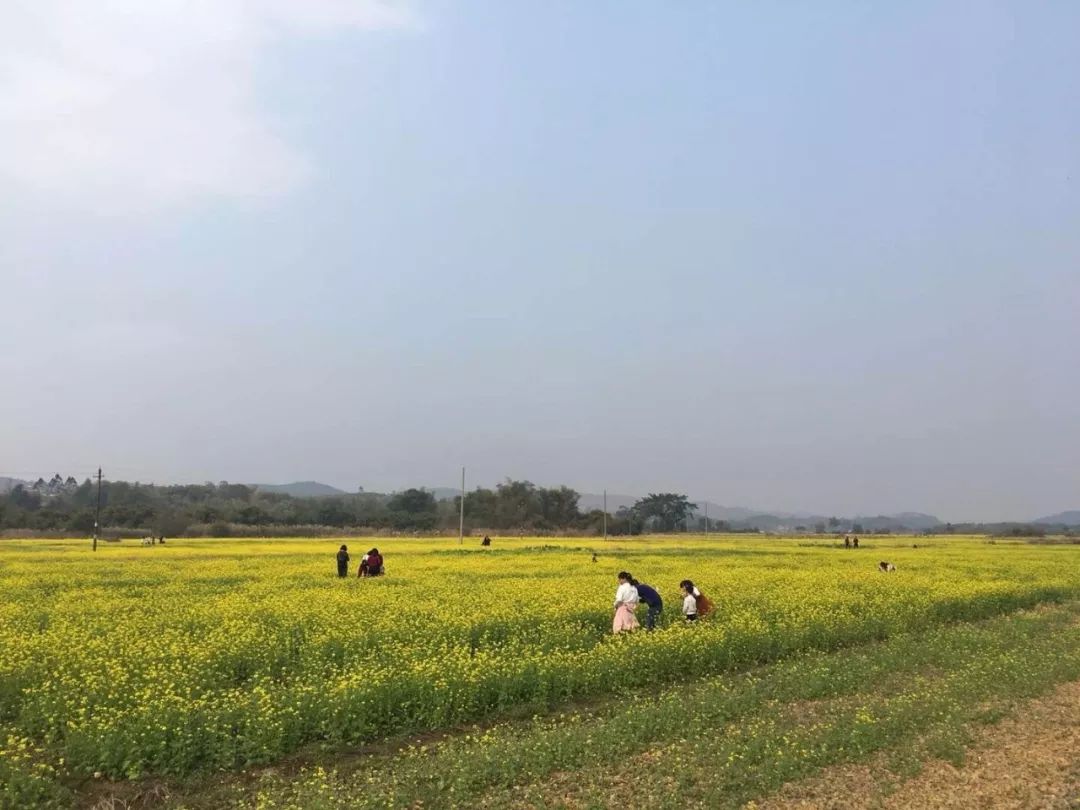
[879,561,896,572]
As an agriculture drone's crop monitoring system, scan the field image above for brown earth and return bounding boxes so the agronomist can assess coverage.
[752,680,1080,810]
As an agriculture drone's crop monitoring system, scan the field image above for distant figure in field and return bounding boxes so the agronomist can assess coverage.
[481,535,491,547]
[844,535,851,548]
[360,548,384,577]
[879,561,896,573]
[631,578,663,631]
[852,536,860,548]
[680,579,713,621]
[158,536,165,545]
[336,544,350,578]
[612,571,640,633]
[591,552,598,563]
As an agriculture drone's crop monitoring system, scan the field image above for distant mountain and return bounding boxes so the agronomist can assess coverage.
[0,476,27,494]
[578,493,939,531]
[1034,510,1080,527]
[577,492,638,513]
[856,512,941,531]
[430,487,463,501]
[254,481,349,497]
[248,480,944,529]
[690,502,775,523]
[577,493,764,521]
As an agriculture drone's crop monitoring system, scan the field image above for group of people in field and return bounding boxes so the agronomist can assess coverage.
[612,571,713,633]
[335,545,384,578]
[333,543,713,632]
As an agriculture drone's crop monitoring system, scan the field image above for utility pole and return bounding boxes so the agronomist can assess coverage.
[93,467,102,552]
[705,501,709,539]
[603,490,607,540]
[458,466,465,545]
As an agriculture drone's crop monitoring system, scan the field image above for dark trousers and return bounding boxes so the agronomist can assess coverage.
[644,602,663,631]
[337,563,348,578]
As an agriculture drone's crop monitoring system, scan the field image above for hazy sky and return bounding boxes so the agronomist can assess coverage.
[2,1,1078,521]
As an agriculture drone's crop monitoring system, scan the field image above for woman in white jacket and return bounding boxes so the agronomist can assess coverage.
[612,571,640,633]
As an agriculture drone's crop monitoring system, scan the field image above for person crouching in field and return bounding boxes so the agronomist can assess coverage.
[680,579,713,622]
[612,571,640,633]
[631,578,663,631]
[359,548,384,577]
[336,545,350,578]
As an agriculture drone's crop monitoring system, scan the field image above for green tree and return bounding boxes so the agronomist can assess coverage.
[387,488,437,515]
[539,486,581,528]
[495,480,540,529]
[633,493,697,532]
[387,488,437,529]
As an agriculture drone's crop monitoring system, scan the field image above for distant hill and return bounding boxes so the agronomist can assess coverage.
[574,493,940,531]
[577,493,764,521]
[253,481,349,497]
[1034,510,1080,527]
[430,487,463,501]
[886,512,942,530]
[0,476,27,494]
[577,492,638,513]
[855,512,941,532]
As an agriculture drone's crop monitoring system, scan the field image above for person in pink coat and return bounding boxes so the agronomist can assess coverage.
[612,571,640,633]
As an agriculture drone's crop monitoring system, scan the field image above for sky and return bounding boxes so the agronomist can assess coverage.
[2,1,1078,522]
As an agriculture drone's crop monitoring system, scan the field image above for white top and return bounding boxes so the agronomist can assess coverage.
[614,582,639,608]
[682,593,698,616]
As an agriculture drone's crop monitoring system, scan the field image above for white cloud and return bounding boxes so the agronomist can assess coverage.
[0,1,414,211]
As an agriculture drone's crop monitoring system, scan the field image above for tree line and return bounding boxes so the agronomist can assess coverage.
[0,477,702,537]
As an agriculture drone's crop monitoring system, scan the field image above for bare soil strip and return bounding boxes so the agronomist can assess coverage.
[753,680,1080,810]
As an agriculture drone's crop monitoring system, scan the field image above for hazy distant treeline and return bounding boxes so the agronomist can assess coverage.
[0,478,684,537]
[2,477,1072,539]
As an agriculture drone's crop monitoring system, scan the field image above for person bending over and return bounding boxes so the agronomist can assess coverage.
[631,578,663,631]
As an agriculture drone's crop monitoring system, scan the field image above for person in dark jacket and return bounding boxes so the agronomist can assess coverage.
[336,545,350,577]
[630,578,663,631]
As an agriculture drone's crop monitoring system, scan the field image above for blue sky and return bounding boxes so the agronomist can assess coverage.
[2,1,1078,521]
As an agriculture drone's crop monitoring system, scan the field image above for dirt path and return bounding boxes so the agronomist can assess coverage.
[754,680,1080,810]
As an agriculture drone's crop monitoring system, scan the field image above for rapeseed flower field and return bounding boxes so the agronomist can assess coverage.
[1,535,1078,808]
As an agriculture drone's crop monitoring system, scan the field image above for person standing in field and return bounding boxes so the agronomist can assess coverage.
[612,571,640,633]
[681,580,698,621]
[631,578,663,631]
[336,544,350,578]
